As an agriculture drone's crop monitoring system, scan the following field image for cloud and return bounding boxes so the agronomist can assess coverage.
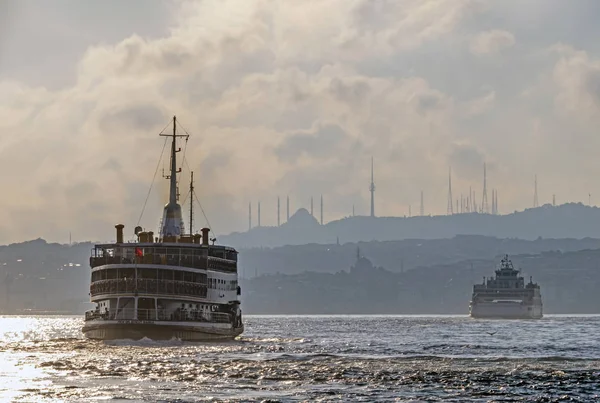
[469,30,516,55]
[1,0,600,242]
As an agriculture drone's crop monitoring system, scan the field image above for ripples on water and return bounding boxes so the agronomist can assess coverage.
[0,315,599,402]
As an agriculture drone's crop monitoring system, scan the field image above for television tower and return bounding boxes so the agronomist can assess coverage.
[447,167,453,215]
[257,201,261,227]
[310,196,314,216]
[369,157,375,217]
[286,195,290,221]
[277,196,280,226]
[420,190,424,216]
[533,175,539,208]
[320,194,323,225]
[553,194,556,206]
[248,202,252,230]
[482,163,489,214]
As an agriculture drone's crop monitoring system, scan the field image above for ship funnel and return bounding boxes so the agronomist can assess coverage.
[201,228,210,246]
[115,224,124,244]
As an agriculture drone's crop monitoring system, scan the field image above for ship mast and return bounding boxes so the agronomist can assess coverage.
[189,171,194,235]
[159,115,189,239]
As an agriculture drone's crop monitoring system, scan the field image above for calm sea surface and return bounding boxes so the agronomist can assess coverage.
[0,315,599,402]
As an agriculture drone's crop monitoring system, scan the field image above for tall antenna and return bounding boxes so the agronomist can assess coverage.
[320,194,323,225]
[409,205,411,217]
[491,189,495,215]
[370,156,376,217]
[352,204,355,217]
[189,171,194,234]
[468,186,472,213]
[310,196,314,216]
[495,190,499,214]
[277,196,280,226]
[447,167,453,215]
[258,201,261,227]
[248,202,252,230]
[482,163,488,214]
[286,195,290,221]
[553,194,556,206]
[420,190,424,216]
[533,175,539,208]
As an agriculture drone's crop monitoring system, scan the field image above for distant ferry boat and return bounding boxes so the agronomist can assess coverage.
[470,255,543,319]
[82,116,243,341]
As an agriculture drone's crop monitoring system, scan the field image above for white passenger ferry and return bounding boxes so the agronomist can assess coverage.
[470,255,543,319]
[82,116,243,340]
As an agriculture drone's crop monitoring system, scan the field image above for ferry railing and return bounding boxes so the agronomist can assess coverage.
[84,308,232,324]
[90,279,208,298]
[90,250,237,272]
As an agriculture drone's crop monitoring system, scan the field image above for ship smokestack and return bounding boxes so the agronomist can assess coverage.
[201,228,210,246]
[115,224,124,244]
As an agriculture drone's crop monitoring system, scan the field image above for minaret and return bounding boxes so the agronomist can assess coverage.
[369,157,375,217]
[533,175,539,208]
[277,196,280,226]
[420,190,424,216]
[320,194,323,225]
[159,116,188,239]
[482,163,488,214]
[310,196,314,216]
[258,201,261,227]
[286,195,290,221]
[248,202,252,230]
[447,167,453,215]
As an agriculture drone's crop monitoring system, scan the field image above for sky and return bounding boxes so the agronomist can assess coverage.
[2,0,600,244]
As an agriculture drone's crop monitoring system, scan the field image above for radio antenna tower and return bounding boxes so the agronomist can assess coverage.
[482,163,489,214]
[258,201,261,227]
[533,175,539,208]
[320,194,323,225]
[447,167,453,215]
[248,202,252,230]
[277,196,280,226]
[420,190,424,216]
[369,157,375,217]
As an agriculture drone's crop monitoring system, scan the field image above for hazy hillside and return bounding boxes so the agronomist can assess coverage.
[237,235,600,276]
[0,235,599,314]
[241,249,600,314]
[222,203,600,248]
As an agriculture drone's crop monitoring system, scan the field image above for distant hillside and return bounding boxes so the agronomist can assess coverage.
[241,249,600,314]
[237,235,600,276]
[222,203,600,248]
[0,235,598,314]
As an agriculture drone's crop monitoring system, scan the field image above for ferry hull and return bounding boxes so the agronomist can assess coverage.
[470,303,543,319]
[82,321,243,341]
